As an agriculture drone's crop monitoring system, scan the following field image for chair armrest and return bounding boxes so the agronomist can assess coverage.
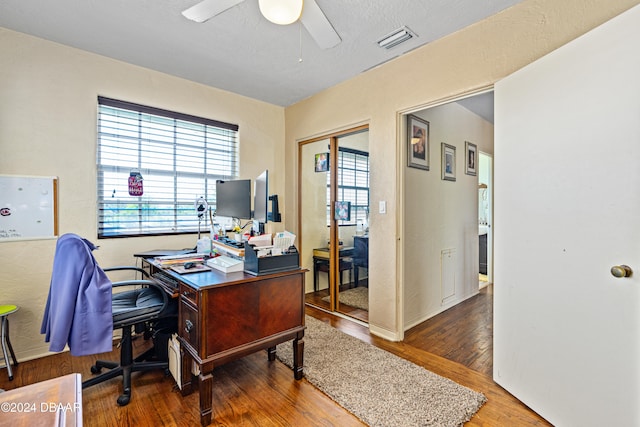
[103,266,150,279]
[111,279,157,288]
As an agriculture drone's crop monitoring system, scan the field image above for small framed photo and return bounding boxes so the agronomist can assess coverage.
[441,143,456,181]
[465,141,477,176]
[407,114,429,170]
[315,152,329,172]
[334,201,351,221]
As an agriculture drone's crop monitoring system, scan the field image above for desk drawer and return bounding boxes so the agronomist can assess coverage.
[180,300,200,353]
[179,284,199,307]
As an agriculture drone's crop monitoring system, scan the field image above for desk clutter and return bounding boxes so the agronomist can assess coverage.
[206,255,244,273]
[150,230,299,276]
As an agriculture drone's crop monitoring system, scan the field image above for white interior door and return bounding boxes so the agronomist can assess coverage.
[494,5,640,426]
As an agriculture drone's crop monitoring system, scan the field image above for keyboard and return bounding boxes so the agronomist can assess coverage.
[152,270,180,290]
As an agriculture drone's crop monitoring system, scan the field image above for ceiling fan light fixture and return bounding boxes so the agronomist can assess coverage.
[258,0,304,25]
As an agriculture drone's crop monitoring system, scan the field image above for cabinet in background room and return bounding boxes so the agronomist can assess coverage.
[479,234,487,275]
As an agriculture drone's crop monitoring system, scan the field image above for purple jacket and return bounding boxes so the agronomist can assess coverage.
[41,233,113,356]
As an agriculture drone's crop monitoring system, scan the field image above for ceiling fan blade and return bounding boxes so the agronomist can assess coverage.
[182,0,245,23]
[300,0,341,49]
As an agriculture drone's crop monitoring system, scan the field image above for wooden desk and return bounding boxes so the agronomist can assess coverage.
[143,259,305,427]
[0,373,82,427]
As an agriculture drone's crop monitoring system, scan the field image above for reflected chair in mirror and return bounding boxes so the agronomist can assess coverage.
[41,233,177,406]
[352,236,369,287]
[314,258,353,291]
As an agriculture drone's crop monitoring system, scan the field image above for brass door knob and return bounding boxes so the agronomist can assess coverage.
[611,265,633,278]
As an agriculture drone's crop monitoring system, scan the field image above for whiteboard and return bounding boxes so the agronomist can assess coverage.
[0,175,58,242]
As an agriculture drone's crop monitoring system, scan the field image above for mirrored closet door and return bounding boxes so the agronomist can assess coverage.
[299,126,369,323]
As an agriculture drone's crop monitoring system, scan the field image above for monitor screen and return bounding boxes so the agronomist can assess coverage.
[253,170,268,223]
[215,179,251,219]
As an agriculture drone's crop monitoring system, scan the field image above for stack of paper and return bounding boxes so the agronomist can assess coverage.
[153,253,206,267]
[273,230,296,251]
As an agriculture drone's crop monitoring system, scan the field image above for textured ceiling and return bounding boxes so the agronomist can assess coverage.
[0,0,520,107]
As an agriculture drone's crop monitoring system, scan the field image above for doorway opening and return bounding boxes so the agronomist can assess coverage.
[401,89,494,346]
[478,151,492,287]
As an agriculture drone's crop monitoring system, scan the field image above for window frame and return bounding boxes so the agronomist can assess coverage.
[96,96,239,239]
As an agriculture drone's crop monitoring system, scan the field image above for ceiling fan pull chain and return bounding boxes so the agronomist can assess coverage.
[299,21,303,63]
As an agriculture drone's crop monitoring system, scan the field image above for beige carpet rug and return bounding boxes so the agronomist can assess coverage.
[276,316,486,426]
[321,286,369,311]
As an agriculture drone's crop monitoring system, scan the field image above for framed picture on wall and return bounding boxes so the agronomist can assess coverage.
[441,143,456,181]
[315,152,329,172]
[334,201,351,221]
[407,114,429,170]
[465,141,477,176]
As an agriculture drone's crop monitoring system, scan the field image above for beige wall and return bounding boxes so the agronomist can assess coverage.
[0,29,285,361]
[283,0,640,339]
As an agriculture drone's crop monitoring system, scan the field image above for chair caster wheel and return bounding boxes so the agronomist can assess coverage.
[117,394,131,406]
[90,365,101,374]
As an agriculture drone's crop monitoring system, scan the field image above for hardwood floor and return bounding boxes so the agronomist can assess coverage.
[0,284,550,426]
[404,284,493,376]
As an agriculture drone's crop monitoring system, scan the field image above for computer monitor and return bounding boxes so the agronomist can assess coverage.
[253,170,268,224]
[215,179,251,219]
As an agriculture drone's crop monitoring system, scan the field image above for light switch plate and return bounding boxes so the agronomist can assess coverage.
[379,201,386,214]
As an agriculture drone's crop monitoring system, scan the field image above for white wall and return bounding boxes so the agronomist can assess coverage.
[403,102,493,328]
[0,28,285,362]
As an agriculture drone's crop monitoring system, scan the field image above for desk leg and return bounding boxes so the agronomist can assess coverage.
[180,347,194,396]
[179,347,213,427]
[313,260,319,292]
[292,331,304,380]
[267,346,276,361]
[199,369,214,427]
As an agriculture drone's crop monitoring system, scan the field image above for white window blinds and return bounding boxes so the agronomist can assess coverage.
[97,97,239,238]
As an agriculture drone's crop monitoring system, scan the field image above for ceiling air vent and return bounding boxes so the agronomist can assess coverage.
[377,26,416,49]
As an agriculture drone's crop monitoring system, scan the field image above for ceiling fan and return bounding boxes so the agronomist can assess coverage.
[181,0,341,49]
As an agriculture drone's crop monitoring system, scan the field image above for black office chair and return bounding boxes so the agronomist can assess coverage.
[352,236,369,287]
[84,265,177,406]
[42,234,177,406]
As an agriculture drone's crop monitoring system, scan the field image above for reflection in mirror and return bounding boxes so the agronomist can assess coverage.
[335,131,369,322]
[299,129,369,323]
[301,138,332,310]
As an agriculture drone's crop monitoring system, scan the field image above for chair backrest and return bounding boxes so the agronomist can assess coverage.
[353,236,369,267]
[41,233,114,356]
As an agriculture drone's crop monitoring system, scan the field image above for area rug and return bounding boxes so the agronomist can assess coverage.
[276,316,486,426]
[321,286,369,311]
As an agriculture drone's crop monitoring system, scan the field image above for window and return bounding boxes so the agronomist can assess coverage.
[327,147,369,226]
[97,97,239,238]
